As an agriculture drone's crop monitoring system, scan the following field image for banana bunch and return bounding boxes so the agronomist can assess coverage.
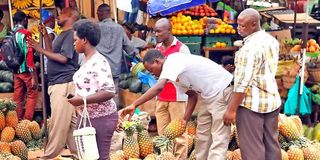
[32,0,54,7]
[11,9,30,17]
[12,0,32,9]
[29,10,40,19]
[54,21,62,35]
[30,25,40,42]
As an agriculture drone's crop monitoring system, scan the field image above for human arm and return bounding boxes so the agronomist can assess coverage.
[223,48,262,125]
[183,90,198,121]
[68,91,115,106]
[119,79,168,119]
[30,43,68,64]
[39,24,54,52]
[122,31,136,56]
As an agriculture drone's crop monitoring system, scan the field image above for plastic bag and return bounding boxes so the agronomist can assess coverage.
[138,71,157,87]
[147,0,192,15]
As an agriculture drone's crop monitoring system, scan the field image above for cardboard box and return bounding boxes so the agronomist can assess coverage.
[119,89,156,117]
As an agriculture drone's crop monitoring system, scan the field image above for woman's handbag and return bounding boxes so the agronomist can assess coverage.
[73,97,100,160]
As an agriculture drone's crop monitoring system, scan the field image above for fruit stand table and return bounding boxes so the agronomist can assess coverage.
[203,46,239,58]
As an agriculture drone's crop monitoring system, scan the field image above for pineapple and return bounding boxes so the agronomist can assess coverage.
[122,121,140,159]
[15,122,32,143]
[281,149,289,160]
[153,136,174,155]
[187,135,194,154]
[10,140,28,160]
[188,150,195,160]
[0,111,5,131]
[302,146,320,160]
[110,150,126,160]
[28,121,42,140]
[233,149,242,160]
[0,142,11,154]
[144,153,157,160]
[234,127,240,146]
[157,151,175,160]
[136,122,153,158]
[187,120,196,136]
[278,117,302,141]
[279,133,287,144]
[163,119,186,139]
[226,150,234,160]
[287,145,304,160]
[1,126,15,142]
[312,142,320,151]
[289,116,304,135]
[5,110,18,128]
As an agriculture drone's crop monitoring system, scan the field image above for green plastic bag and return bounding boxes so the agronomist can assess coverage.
[284,76,313,115]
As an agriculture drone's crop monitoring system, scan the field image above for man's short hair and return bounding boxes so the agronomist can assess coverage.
[143,49,165,63]
[13,11,27,24]
[98,3,111,13]
[73,19,101,47]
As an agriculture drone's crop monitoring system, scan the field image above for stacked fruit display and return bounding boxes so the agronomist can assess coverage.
[212,42,227,48]
[110,117,197,160]
[0,99,44,160]
[225,114,320,160]
[170,13,205,35]
[11,0,55,19]
[207,18,236,35]
[171,4,217,17]
[289,39,320,53]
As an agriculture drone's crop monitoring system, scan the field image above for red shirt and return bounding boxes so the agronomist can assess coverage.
[155,38,189,101]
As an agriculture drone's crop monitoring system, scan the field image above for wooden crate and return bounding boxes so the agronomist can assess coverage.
[0,92,43,111]
[119,89,156,117]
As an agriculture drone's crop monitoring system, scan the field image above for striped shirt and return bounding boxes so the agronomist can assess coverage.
[234,30,281,113]
[14,25,35,73]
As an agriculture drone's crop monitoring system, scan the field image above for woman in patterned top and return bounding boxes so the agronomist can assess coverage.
[68,19,118,160]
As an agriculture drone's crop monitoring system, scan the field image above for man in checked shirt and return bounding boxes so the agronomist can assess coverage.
[223,8,281,160]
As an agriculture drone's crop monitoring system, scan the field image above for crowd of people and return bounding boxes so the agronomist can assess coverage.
[2,2,282,160]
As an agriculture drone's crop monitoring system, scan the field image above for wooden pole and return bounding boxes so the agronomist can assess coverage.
[8,0,14,30]
[39,0,48,150]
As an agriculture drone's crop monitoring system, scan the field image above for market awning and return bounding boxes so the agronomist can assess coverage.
[147,0,209,16]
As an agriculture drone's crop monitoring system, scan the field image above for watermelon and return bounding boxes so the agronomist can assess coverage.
[141,83,150,94]
[129,78,142,93]
[0,70,13,83]
[0,61,9,70]
[0,82,13,92]
[119,80,129,89]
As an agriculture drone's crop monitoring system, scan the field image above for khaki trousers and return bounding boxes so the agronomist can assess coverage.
[195,86,232,160]
[41,82,77,159]
[155,101,188,160]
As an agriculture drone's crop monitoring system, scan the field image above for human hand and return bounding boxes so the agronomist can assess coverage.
[68,95,83,106]
[31,76,37,90]
[29,38,44,54]
[115,118,123,132]
[118,104,136,121]
[223,108,237,126]
[224,64,235,73]
[39,24,48,36]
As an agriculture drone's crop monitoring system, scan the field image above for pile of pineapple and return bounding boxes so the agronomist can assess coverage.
[226,114,320,160]
[0,99,44,160]
[111,117,197,160]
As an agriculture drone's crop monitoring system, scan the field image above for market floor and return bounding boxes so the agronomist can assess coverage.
[28,149,73,160]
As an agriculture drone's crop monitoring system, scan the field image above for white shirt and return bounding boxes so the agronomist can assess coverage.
[159,53,233,100]
[44,27,57,74]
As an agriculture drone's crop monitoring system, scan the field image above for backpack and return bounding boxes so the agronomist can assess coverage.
[0,30,24,70]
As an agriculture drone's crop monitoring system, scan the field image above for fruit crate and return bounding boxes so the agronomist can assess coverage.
[185,43,201,55]
[204,36,233,47]
[176,36,202,44]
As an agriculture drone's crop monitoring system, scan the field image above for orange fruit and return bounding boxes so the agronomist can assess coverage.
[226,29,231,34]
[220,28,226,34]
[182,30,188,35]
[186,26,191,30]
[177,12,183,17]
[193,29,199,35]
[176,30,182,35]
[187,30,193,35]
[221,42,227,48]
[199,29,204,35]
[209,29,215,34]
[231,29,236,34]
[215,42,221,48]
[180,26,186,30]
[172,29,176,35]
[215,29,220,34]
[228,25,233,29]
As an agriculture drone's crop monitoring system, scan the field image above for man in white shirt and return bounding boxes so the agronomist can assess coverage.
[120,49,233,160]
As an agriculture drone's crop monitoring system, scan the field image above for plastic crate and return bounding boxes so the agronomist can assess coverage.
[176,36,202,44]
[185,43,201,55]
[204,36,232,47]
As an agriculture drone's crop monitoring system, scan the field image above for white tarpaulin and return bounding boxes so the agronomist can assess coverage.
[116,0,133,12]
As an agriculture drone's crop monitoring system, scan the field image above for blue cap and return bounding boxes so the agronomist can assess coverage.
[41,9,53,23]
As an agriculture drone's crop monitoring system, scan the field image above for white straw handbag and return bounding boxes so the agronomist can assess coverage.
[73,97,100,160]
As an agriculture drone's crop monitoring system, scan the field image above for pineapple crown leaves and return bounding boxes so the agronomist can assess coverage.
[153,135,174,153]
[135,121,146,133]
[122,121,137,136]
